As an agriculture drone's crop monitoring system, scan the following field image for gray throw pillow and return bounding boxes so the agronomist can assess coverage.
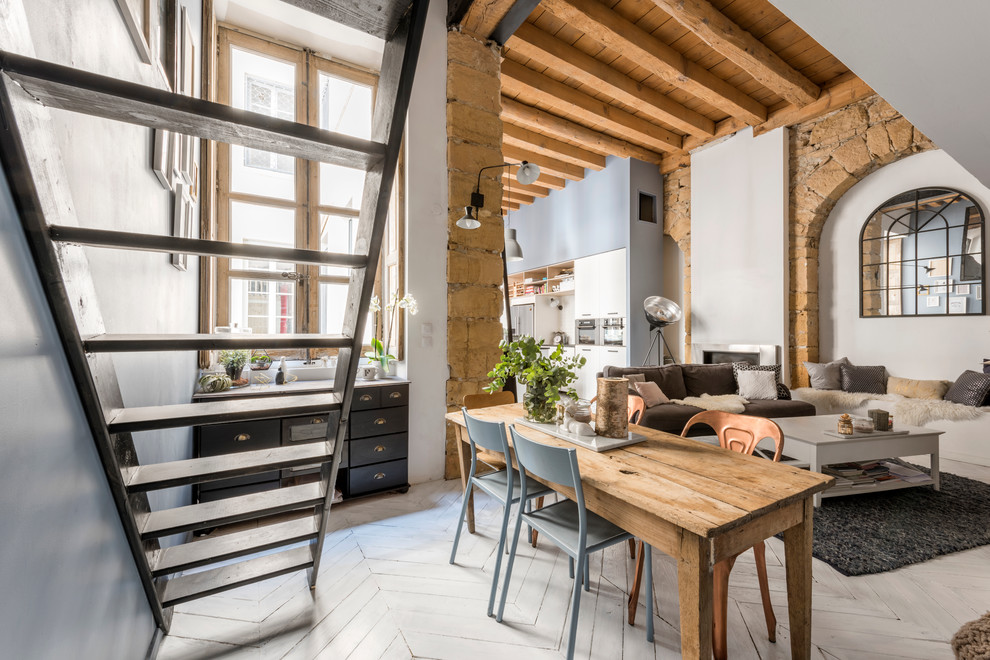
[840,364,887,395]
[732,362,781,389]
[737,370,778,400]
[804,357,851,390]
[944,370,990,407]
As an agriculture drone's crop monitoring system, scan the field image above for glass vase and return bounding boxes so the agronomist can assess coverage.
[523,384,557,424]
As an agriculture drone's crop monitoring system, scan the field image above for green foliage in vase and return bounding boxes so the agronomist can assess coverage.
[484,336,586,423]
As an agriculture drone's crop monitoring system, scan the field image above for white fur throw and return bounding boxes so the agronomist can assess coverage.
[792,388,986,426]
[670,393,749,413]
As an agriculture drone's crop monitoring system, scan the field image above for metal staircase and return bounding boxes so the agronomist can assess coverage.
[0,0,427,632]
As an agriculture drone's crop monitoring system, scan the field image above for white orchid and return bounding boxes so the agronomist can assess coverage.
[368,295,381,313]
[366,291,418,371]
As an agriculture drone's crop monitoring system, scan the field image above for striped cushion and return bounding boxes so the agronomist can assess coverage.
[840,364,887,395]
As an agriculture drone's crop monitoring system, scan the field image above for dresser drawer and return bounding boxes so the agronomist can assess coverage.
[281,412,338,445]
[348,433,408,468]
[346,459,407,496]
[379,384,409,408]
[351,388,381,410]
[199,420,280,456]
[349,406,408,439]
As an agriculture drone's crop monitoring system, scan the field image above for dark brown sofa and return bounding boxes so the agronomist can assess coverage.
[600,363,816,435]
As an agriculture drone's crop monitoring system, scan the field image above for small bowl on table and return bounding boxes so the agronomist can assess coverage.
[852,418,875,434]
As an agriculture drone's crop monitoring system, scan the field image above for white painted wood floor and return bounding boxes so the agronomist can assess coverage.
[159,458,990,659]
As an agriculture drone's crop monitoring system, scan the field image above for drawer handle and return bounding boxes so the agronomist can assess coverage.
[234,433,250,442]
[374,472,386,480]
[311,418,324,424]
[360,394,373,402]
[374,418,387,425]
[374,445,386,453]
[389,392,402,399]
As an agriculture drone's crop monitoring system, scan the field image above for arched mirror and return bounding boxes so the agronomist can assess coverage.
[861,188,985,317]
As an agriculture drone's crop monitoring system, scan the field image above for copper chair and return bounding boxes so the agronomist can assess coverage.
[627,410,783,660]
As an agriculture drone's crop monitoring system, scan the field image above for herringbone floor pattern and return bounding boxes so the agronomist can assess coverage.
[159,458,990,659]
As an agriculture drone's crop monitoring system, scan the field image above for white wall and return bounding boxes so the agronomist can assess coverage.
[769,0,990,190]
[820,149,990,379]
[661,234,685,362]
[399,0,446,484]
[691,127,789,372]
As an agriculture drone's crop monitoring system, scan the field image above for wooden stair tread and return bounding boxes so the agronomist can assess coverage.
[0,51,384,168]
[152,516,319,577]
[49,225,367,267]
[140,482,325,539]
[160,545,313,607]
[84,333,349,352]
[107,392,342,433]
[124,441,333,492]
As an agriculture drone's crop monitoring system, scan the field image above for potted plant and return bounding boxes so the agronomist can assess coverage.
[218,349,249,380]
[250,350,272,371]
[365,292,418,376]
[485,336,585,424]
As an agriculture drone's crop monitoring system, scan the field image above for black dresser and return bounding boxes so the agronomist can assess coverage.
[192,379,409,502]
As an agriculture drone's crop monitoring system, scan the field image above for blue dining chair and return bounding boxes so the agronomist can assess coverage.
[497,425,655,659]
[449,408,552,617]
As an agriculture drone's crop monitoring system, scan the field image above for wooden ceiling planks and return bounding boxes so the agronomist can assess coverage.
[450,0,856,208]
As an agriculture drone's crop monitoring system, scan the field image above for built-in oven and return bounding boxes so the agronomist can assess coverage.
[601,317,625,346]
[575,318,599,345]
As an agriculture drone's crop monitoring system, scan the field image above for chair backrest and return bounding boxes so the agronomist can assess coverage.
[461,407,510,456]
[680,410,784,461]
[463,390,515,410]
[508,425,583,499]
[628,395,645,425]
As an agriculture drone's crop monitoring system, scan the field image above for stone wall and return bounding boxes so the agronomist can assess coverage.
[663,166,692,360]
[788,95,935,384]
[444,29,505,479]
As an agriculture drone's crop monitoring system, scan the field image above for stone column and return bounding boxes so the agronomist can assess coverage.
[663,166,692,361]
[445,29,506,479]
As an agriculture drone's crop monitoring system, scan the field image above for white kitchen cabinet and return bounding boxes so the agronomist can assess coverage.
[574,256,599,319]
[573,249,626,320]
[573,345,597,400]
[598,249,627,318]
[599,345,628,372]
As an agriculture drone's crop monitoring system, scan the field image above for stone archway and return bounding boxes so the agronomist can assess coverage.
[788,97,935,386]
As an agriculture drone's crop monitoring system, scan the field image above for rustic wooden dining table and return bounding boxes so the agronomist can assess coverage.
[446,403,833,660]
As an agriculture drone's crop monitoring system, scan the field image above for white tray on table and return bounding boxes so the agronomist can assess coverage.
[514,418,647,452]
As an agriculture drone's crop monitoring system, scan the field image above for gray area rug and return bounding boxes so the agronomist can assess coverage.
[803,469,990,576]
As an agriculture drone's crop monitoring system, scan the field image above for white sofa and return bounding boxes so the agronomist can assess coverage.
[792,391,990,467]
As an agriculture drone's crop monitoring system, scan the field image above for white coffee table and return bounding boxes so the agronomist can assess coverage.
[769,414,943,507]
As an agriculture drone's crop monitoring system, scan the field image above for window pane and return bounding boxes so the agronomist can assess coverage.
[319,283,373,344]
[319,72,372,140]
[230,201,295,272]
[230,46,296,200]
[319,163,365,208]
[230,278,295,334]
[320,213,357,277]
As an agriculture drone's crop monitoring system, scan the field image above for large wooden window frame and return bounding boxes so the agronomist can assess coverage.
[214,27,402,356]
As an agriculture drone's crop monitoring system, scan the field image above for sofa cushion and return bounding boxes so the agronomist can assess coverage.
[624,373,646,384]
[888,376,952,400]
[944,370,990,407]
[742,399,817,419]
[840,364,887,394]
[633,381,669,407]
[737,370,778,400]
[603,364,687,400]
[680,363,736,397]
[732,362,782,389]
[777,383,792,400]
[804,357,851,390]
[637,403,704,435]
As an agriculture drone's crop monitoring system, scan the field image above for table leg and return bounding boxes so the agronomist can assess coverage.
[454,425,475,534]
[810,455,822,508]
[783,498,814,660]
[677,531,713,660]
[931,448,940,491]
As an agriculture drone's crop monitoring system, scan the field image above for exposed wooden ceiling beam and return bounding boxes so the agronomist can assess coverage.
[508,23,714,138]
[503,122,607,170]
[503,189,536,205]
[501,97,665,165]
[647,0,820,107]
[501,60,682,153]
[540,0,767,125]
[501,172,551,197]
[503,144,586,180]
[460,0,517,39]
[490,0,542,45]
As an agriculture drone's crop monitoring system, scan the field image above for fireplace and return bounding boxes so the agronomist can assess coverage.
[692,343,779,366]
